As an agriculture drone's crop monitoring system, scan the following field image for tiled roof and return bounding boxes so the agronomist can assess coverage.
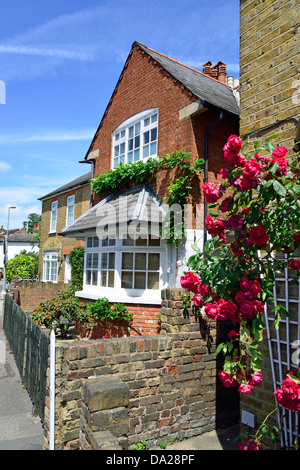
[59,184,167,237]
[39,171,92,201]
[136,42,240,116]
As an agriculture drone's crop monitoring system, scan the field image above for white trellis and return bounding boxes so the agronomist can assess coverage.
[262,252,300,449]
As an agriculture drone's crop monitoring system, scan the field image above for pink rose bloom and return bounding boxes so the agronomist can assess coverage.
[236,153,246,167]
[202,181,222,203]
[248,225,269,246]
[223,143,239,164]
[274,375,300,412]
[240,277,251,292]
[228,330,240,339]
[245,280,262,300]
[227,135,242,152]
[272,146,288,158]
[238,441,248,450]
[250,371,263,386]
[235,291,246,305]
[293,233,300,244]
[220,196,231,213]
[226,214,244,230]
[270,156,287,175]
[219,168,229,179]
[247,440,259,450]
[243,158,263,178]
[192,295,203,307]
[239,301,255,321]
[218,298,238,321]
[218,370,238,388]
[239,383,254,394]
[205,216,226,242]
[180,272,200,293]
[204,302,219,320]
[289,259,300,271]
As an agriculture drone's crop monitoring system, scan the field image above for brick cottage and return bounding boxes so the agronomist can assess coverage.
[59,41,240,335]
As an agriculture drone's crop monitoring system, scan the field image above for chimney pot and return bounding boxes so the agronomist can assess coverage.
[202,61,212,76]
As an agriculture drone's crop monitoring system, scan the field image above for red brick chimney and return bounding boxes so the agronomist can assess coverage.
[202,60,227,84]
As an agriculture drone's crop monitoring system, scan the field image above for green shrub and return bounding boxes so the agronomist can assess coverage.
[69,246,84,290]
[87,297,132,323]
[6,252,39,282]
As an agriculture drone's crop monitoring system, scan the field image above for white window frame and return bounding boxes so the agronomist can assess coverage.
[66,195,75,227]
[43,251,58,283]
[50,200,58,233]
[80,234,166,304]
[112,108,158,168]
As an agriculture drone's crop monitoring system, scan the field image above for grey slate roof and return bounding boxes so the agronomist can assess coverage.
[137,43,240,116]
[39,171,92,201]
[8,233,38,243]
[60,184,167,237]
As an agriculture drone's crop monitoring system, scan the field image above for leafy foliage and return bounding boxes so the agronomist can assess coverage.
[6,251,39,282]
[69,245,85,289]
[86,297,132,322]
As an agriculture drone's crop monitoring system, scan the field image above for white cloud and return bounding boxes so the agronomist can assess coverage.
[0,161,12,172]
[0,44,93,61]
[0,129,94,144]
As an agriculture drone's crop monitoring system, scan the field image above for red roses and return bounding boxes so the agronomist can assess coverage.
[248,225,269,246]
[274,370,300,412]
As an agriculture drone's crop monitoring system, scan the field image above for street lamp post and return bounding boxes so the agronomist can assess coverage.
[3,206,16,293]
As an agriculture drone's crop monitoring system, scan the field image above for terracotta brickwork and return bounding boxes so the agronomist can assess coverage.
[9,279,68,312]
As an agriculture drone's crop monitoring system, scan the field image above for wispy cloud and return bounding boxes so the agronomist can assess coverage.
[0,44,93,61]
[0,161,12,172]
[0,129,94,144]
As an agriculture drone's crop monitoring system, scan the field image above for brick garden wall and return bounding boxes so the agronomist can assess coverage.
[42,288,239,450]
[9,279,68,312]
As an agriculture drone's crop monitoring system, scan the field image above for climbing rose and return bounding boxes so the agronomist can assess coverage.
[204,302,219,320]
[248,225,269,246]
[293,233,300,244]
[274,373,300,412]
[220,196,231,213]
[218,370,238,388]
[205,215,226,242]
[239,301,255,321]
[289,259,300,271]
[223,143,239,164]
[250,371,263,386]
[220,168,229,179]
[242,158,263,178]
[227,135,242,152]
[225,215,244,230]
[218,298,238,321]
[272,146,288,158]
[239,383,254,394]
[247,440,259,451]
[270,156,288,175]
[180,272,200,294]
[238,441,248,450]
[202,181,223,203]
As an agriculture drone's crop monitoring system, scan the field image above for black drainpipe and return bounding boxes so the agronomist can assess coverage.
[203,111,224,254]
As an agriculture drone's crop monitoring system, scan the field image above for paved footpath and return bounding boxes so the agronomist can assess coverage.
[0,297,44,451]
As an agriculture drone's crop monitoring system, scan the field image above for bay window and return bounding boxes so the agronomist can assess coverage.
[43,251,58,283]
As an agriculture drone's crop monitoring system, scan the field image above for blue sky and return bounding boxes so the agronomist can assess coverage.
[0,0,240,230]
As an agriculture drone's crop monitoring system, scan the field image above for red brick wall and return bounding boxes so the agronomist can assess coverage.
[89,44,239,229]
[9,279,68,312]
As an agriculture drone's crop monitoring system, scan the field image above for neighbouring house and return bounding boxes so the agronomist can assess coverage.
[0,227,39,271]
[38,171,92,284]
[59,41,240,331]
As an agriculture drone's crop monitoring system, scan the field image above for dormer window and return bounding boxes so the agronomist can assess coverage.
[112,109,158,168]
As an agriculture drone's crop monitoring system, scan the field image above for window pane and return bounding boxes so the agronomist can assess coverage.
[102,236,108,246]
[128,138,133,151]
[151,128,157,141]
[143,131,149,145]
[114,157,119,167]
[150,141,157,155]
[120,142,125,154]
[92,271,98,286]
[121,271,133,288]
[135,253,146,270]
[100,271,107,287]
[148,253,160,270]
[108,270,114,288]
[120,155,125,164]
[93,237,99,247]
[134,149,140,161]
[109,238,115,246]
[108,253,115,269]
[134,271,146,289]
[149,236,160,246]
[128,151,133,162]
[122,237,134,246]
[101,253,107,269]
[143,145,149,158]
[148,272,159,289]
[129,126,134,138]
[136,237,147,246]
[135,122,140,135]
[114,145,119,156]
[93,254,99,269]
[86,254,92,268]
[86,270,91,285]
[121,130,125,138]
[134,135,140,149]
[115,133,119,141]
[122,252,133,269]
[144,117,150,126]
[151,114,157,123]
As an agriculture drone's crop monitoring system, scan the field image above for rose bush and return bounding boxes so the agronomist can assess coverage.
[180,134,300,448]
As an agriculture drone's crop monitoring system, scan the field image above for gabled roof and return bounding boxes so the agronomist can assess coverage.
[136,42,240,116]
[39,171,92,201]
[84,41,239,160]
[59,184,167,238]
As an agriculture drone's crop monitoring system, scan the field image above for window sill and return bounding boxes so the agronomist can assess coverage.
[75,289,161,305]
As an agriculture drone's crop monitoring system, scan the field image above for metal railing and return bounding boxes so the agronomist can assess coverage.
[3,294,50,422]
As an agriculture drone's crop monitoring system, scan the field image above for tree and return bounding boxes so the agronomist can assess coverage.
[26,213,41,233]
[6,251,39,282]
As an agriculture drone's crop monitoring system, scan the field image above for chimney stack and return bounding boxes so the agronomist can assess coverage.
[202,61,227,84]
